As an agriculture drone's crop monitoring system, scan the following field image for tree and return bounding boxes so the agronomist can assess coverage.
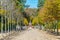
[37,0,45,9]
[23,18,28,26]
[38,0,60,35]
[32,17,39,26]
[0,0,27,32]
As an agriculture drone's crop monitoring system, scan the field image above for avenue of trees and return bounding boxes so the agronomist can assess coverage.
[37,0,60,35]
[0,0,27,32]
[0,0,60,35]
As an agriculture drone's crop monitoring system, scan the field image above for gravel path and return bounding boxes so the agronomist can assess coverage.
[7,28,59,40]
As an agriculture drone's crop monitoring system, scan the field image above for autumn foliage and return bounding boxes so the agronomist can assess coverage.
[37,0,60,34]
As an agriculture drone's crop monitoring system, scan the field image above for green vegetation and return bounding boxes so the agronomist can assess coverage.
[37,0,60,35]
[0,0,60,35]
[0,0,27,32]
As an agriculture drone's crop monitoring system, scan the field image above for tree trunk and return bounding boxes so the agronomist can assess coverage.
[57,26,59,35]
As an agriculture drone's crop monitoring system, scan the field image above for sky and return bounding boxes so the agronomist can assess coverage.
[25,0,38,8]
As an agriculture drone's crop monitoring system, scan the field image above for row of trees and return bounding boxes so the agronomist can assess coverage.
[0,0,27,33]
[37,0,60,35]
[31,0,45,26]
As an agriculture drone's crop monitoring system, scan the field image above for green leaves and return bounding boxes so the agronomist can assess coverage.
[37,0,45,8]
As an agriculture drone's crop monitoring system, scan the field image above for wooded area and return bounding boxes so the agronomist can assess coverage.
[0,0,60,36]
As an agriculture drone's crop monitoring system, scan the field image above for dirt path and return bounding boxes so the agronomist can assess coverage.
[8,28,59,40]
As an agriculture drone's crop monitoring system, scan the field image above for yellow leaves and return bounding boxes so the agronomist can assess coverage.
[8,18,16,24]
[57,21,60,29]
[0,9,6,15]
[38,0,58,24]
[57,3,60,11]
[38,7,48,23]
[53,0,60,9]
[8,19,12,23]
[23,18,28,25]
[54,0,60,4]
[30,16,33,20]
[53,0,60,10]
[37,0,60,30]
[32,17,38,25]
[12,20,16,24]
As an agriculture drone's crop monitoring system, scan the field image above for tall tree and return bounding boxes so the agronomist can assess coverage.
[38,0,60,35]
[37,0,45,9]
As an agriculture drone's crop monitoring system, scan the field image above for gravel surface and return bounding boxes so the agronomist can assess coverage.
[7,28,59,40]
